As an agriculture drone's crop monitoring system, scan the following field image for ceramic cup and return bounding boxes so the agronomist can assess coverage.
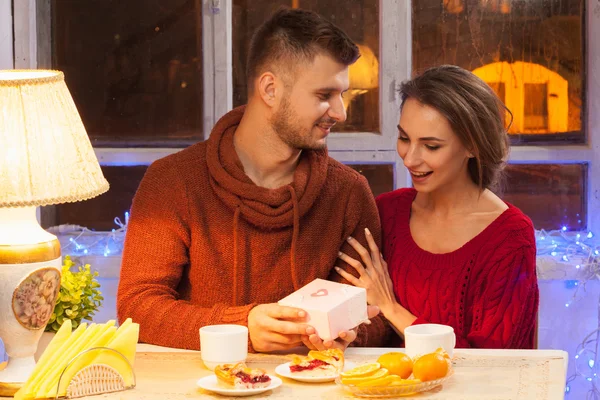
[199,324,248,371]
[404,323,456,359]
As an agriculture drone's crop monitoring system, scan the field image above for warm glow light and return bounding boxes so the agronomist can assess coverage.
[472,61,570,134]
[0,69,108,389]
[0,70,57,80]
[344,44,379,111]
[0,70,109,207]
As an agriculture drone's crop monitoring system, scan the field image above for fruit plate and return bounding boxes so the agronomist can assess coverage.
[335,369,454,398]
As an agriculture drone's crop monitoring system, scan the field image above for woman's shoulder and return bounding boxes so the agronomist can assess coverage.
[498,204,534,234]
[376,188,416,211]
[480,203,536,252]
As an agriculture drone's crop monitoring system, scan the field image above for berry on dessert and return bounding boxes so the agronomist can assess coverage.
[289,348,345,376]
[214,362,271,389]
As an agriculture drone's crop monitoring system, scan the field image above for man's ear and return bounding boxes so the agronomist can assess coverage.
[257,72,277,107]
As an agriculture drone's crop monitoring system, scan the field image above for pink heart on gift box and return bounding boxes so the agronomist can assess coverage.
[310,289,328,297]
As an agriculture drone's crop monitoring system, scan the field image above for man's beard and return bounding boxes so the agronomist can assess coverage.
[271,96,328,150]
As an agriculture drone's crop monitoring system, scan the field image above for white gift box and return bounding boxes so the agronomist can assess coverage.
[278,278,368,341]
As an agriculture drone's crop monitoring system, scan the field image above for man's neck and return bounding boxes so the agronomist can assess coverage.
[233,107,301,189]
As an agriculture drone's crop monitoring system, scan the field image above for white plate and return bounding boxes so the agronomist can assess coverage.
[275,361,356,383]
[196,374,282,397]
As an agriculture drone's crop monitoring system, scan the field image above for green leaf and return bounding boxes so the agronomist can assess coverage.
[50,255,103,330]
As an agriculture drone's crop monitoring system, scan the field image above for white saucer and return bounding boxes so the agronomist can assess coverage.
[196,374,282,397]
[275,361,356,383]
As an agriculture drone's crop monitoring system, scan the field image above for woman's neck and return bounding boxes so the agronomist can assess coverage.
[414,180,483,218]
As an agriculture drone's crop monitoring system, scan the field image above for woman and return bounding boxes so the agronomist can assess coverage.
[335,65,538,349]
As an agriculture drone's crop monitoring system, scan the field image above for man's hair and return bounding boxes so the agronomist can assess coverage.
[246,8,359,93]
[399,65,512,192]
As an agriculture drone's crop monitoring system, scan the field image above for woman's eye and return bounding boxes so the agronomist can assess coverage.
[398,135,409,142]
[425,145,440,151]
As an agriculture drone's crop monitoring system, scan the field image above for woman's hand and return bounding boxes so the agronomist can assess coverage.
[335,228,397,314]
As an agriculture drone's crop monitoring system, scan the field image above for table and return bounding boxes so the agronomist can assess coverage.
[86,344,568,400]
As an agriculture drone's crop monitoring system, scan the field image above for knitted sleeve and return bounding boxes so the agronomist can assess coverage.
[117,159,256,350]
[327,175,394,347]
[412,229,539,349]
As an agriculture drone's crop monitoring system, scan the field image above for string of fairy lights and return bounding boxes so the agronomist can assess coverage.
[534,227,600,398]
[2,214,599,395]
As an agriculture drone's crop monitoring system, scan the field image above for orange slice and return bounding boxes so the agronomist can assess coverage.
[356,374,400,387]
[340,363,381,378]
[340,367,389,385]
[390,377,422,386]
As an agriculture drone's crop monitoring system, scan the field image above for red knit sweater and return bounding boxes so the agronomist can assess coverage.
[377,188,539,349]
[117,107,392,350]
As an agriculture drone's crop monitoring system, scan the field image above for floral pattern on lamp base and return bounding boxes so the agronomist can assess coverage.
[12,268,61,330]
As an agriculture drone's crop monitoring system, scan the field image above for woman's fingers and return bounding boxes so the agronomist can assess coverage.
[345,236,375,271]
[334,266,363,287]
[338,251,368,277]
[364,228,386,272]
[364,228,380,256]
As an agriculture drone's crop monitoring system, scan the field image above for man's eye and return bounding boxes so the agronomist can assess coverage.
[318,94,331,100]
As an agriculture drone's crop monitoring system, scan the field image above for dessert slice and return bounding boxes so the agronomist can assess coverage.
[215,362,271,389]
[289,348,344,376]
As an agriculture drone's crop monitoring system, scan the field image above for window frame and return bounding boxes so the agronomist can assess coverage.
[11,0,599,233]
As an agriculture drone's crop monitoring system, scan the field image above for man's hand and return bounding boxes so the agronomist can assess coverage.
[301,305,380,351]
[248,303,315,352]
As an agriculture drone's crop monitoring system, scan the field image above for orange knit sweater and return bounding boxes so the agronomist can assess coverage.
[117,107,393,351]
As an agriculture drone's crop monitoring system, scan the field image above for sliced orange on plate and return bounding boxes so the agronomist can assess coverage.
[340,366,389,385]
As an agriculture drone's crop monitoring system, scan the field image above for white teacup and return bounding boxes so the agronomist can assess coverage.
[404,323,456,359]
[199,324,248,371]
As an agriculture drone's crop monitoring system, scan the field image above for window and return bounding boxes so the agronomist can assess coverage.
[413,0,583,143]
[14,0,598,234]
[523,83,549,132]
[232,0,380,133]
[502,164,587,230]
[52,0,204,147]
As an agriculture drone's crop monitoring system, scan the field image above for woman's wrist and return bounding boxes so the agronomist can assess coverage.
[379,300,402,319]
[381,302,418,334]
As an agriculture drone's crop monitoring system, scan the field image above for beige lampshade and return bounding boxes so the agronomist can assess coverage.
[0,70,109,207]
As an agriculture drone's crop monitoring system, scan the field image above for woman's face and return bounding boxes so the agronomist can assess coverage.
[397,98,473,193]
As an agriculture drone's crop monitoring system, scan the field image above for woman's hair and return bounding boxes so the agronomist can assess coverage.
[399,65,512,192]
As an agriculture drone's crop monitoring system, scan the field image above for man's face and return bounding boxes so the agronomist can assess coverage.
[270,53,349,150]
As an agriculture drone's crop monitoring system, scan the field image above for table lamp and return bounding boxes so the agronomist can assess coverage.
[0,70,109,396]
[344,44,379,111]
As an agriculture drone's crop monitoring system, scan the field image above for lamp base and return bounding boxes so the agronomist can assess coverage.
[0,355,36,384]
[0,207,63,390]
[0,381,22,397]
[0,356,34,396]
[0,255,61,388]
[0,249,61,392]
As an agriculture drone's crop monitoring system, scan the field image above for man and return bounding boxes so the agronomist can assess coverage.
[117,8,392,352]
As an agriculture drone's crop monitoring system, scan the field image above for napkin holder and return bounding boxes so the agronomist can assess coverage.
[53,347,135,399]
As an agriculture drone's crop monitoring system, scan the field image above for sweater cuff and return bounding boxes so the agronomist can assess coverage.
[220,303,258,353]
